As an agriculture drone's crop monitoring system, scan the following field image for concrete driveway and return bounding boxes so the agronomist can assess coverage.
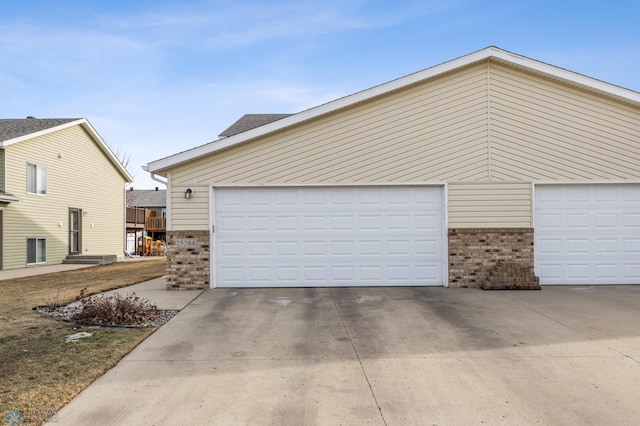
[50,286,640,425]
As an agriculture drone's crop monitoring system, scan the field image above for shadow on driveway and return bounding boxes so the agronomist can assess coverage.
[50,286,640,425]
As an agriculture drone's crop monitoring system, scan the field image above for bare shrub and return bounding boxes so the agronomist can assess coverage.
[43,289,65,309]
[73,292,159,326]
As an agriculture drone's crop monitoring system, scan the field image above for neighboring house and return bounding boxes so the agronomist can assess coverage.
[0,117,133,269]
[147,46,640,290]
[125,188,167,254]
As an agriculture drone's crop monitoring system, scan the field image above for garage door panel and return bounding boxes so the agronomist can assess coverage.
[624,213,640,228]
[566,239,589,254]
[624,264,640,278]
[595,264,618,278]
[623,239,640,252]
[214,186,444,287]
[535,185,640,285]
[566,213,589,228]
[595,239,617,254]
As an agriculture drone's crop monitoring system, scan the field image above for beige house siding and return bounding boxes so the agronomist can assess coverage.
[489,62,640,181]
[0,149,5,191]
[448,182,531,227]
[170,184,209,231]
[167,59,640,231]
[2,125,127,269]
[170,63,491,230]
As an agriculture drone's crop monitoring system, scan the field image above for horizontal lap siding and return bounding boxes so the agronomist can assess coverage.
[489,62,640,181]
[170,63,491,231]
[170,184,209,231]
[168,59,640,232]
[0,149,5,191]
[3,126,126,268]
[448,182,532,227]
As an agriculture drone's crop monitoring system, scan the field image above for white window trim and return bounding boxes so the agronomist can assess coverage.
[27,237,47,265]
[26,163,47,195]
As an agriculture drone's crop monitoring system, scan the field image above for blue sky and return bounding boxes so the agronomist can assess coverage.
[1,0,639,188]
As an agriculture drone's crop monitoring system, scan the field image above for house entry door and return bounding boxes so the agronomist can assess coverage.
[69,208,82,255]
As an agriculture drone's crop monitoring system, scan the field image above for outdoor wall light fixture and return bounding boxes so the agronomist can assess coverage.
[184,188,193,199]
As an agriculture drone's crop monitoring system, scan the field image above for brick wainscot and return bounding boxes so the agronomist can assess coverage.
[448,228,539,289]
[166,230,210,289]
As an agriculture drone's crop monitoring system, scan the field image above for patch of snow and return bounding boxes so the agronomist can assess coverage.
[65,332,93,343]
[268,297,291,307]
[355,295,385,304]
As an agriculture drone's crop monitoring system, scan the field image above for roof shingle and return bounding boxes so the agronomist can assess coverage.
[219,114,292,137]
[0,118,80,143]
[126,189,166,207]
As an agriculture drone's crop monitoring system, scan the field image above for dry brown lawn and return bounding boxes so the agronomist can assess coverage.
[0,259,166,425]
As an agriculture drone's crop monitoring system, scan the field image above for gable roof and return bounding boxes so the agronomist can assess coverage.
[126,189,166,207]
[0,117,133,182]
[147,46,640,174]
[0,118,79,142]
[219,114,293,137]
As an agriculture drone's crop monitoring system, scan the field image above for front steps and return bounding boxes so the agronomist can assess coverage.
[62,255,117,265]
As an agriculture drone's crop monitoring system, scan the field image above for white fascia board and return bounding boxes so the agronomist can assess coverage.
[147,46,640,173]
[79,119,134,182]
[147,48,498,173]
[490,49,640,103]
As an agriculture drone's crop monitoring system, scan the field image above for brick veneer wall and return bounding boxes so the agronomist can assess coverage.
[166,230,210,290]
[448,228,536,288]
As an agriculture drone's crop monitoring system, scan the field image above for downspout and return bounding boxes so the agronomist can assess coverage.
[123,182,129,257]
[142,165,167,186]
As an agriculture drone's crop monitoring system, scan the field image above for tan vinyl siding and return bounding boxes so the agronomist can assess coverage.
[177,67,489,185]
[166,59,640,230]
[169,63,491,230]
[0,149,5,191]
[448,182,532,227]
[2,125,127,269]
[489,62,640,181]
[170,184,209,231]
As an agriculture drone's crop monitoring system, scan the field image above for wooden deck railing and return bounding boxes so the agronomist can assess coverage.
[145,216,166,231]
[126,207,146,226]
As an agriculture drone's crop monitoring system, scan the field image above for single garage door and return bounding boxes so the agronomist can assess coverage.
[213,186,444,287]
[535,184,640,285]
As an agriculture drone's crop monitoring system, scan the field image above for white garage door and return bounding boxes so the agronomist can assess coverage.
[535,184,640,285]
[213,186,444,288]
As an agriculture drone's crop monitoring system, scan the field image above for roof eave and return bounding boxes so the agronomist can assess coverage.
[147,46,640,173]
[0,119,84,147]
[0,193,21,203]
[0,118,134,182]
[78,119,134,182]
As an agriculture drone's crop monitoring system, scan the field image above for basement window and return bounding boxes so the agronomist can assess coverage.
[27,238,47,264]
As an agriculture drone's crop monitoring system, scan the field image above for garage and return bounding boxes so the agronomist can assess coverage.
[148,47,640,290]
[535,184,640,285]
[212,186,445,288]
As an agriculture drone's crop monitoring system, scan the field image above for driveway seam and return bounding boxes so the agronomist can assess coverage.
[504,293,640,364]
[329,288,388,426]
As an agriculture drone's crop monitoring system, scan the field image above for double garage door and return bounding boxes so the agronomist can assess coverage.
[213,186,444,288]
[535,184,640,285]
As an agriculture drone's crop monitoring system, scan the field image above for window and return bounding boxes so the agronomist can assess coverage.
[27,238,47,264]
[27,163,46,194]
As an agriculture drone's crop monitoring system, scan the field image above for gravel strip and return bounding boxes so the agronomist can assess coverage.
[35,305,179,328]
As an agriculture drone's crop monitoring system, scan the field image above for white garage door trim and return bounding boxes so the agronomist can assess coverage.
[209,183,448,288]
[533,182,640,285]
